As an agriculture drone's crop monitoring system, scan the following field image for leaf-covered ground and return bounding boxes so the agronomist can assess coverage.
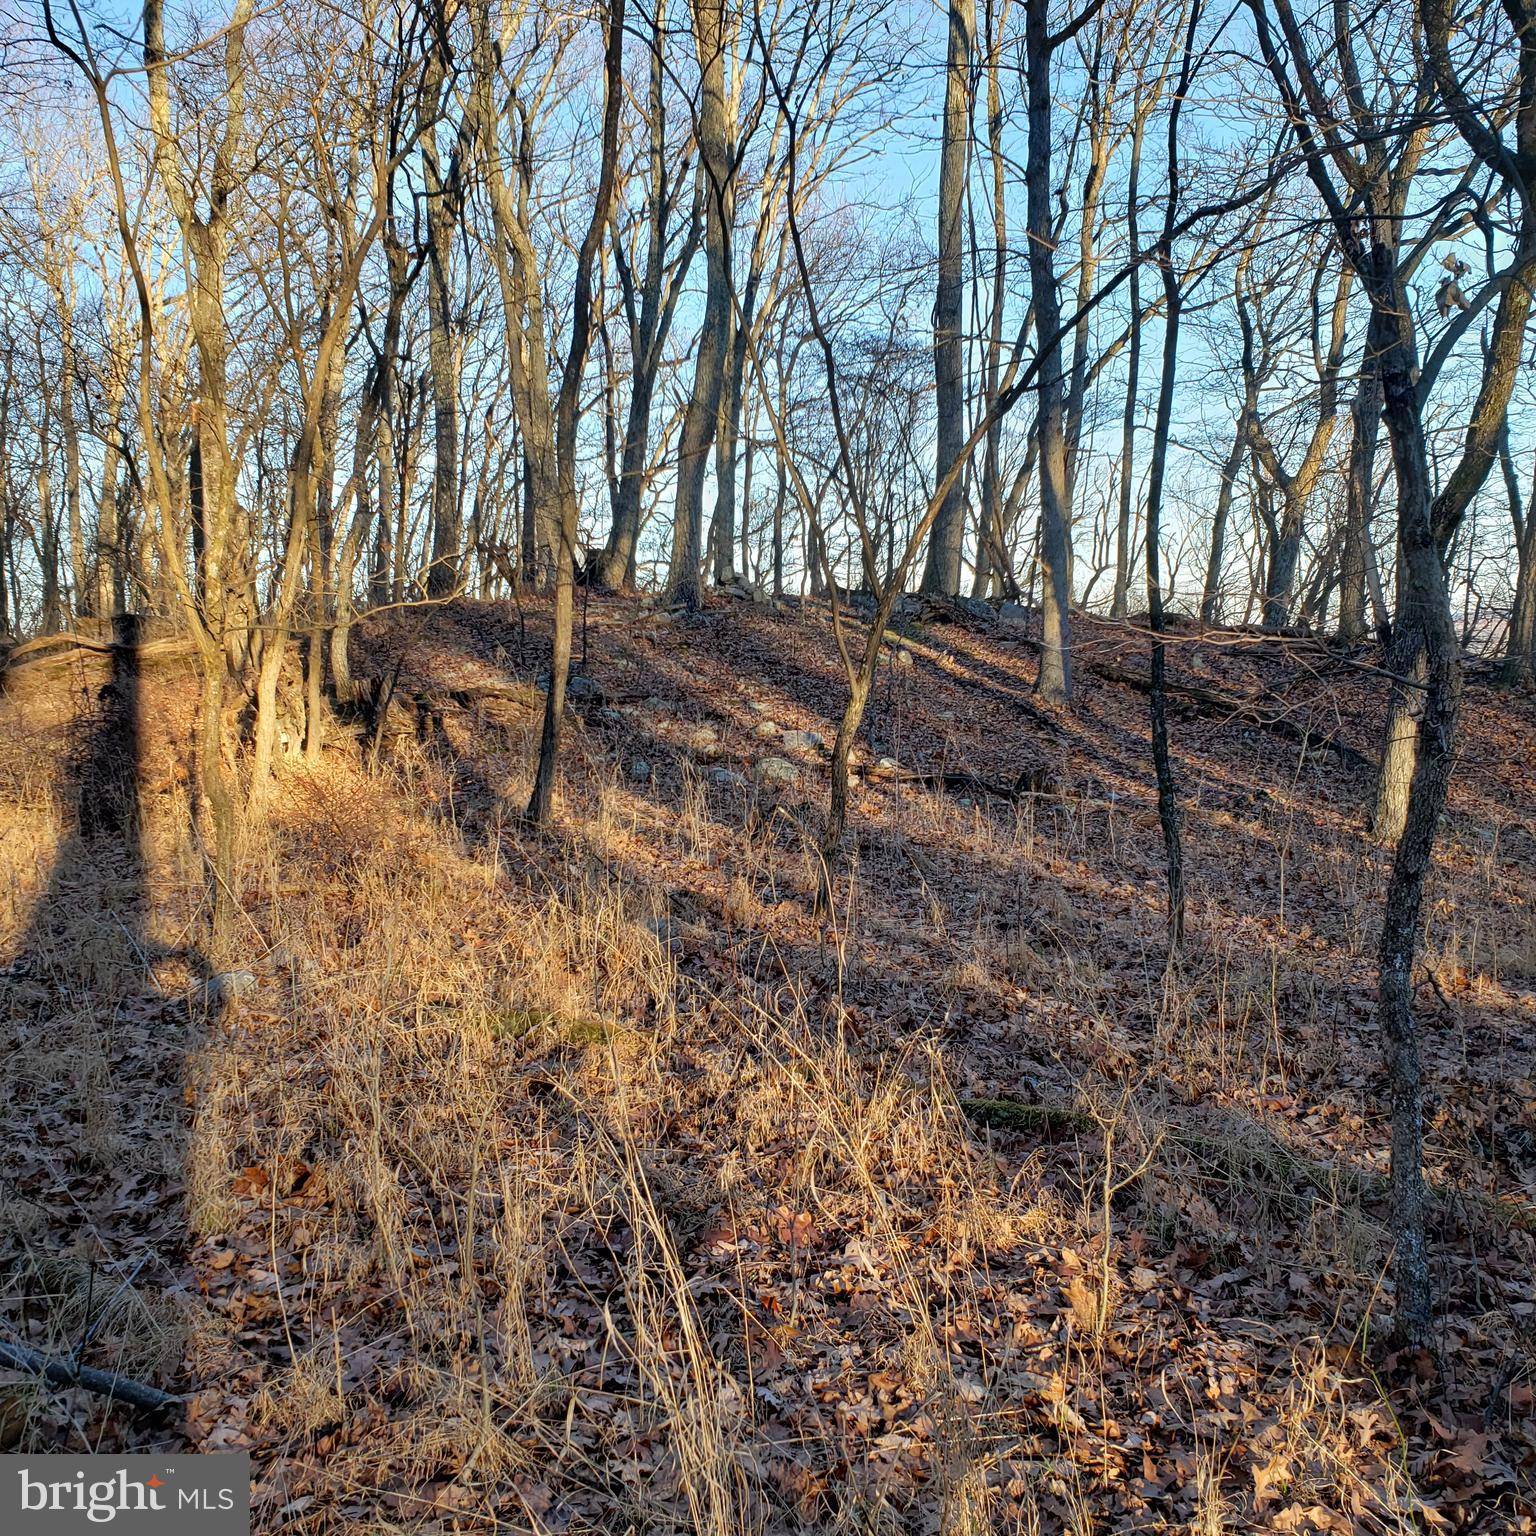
[2,595,1533,1533]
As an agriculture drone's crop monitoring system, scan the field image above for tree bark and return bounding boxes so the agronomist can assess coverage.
[1112,106,1148,621]
[1022,0,1072,700]
[1338,353,1381,643]
[1499,428,1534,686]
[422,17,463,599]
[1200,414,1246,626]
[920,0,975,596]
[666,0,734,609]
[593,5,699,591]
[527,0,624,819]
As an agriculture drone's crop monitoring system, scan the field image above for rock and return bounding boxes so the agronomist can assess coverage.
[780,729,826,752]
[892,648,913,669]
[876,756,900,771]
[753,756,799,789]
[687,725,721,759]
[712,767,747,789]
[753,721,781,739]
[645,915,682,953]
[748,700,774,715]
[630,758,652,783]
[999,600,1030,627]
[207,970,257,1007]
[953,596,996,622]
[537,671,605,704]
[721,578,774,603]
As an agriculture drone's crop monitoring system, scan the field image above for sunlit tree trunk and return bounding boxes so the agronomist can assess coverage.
[666,0,734,609]
[421,17,462,599]
[1338,354,1381,643]
[920,0,974,596]
[1112,106,1149,620]
[1022,0,1072,700]
[1499,427,1534,686]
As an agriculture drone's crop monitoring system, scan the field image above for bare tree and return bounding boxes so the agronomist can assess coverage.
[918,0,974,596]
[665,0,739,608]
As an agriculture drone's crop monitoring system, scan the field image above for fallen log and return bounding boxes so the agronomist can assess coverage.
[1092,664,1373,771]
[0,632,195,678]
[0,1339,180,1411]
[960,1098,1535,1233]
[881,766,1061,803]
[960,1098,1091,1134]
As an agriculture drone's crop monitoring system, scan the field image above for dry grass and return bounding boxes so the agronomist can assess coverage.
[3,609,1532,1533]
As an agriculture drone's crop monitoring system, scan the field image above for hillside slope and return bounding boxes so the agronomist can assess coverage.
[2,596,1533,1533]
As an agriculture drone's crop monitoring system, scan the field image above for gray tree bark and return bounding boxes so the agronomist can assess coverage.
[1021,0,1072,700]
[666,0,735,609]
[920,0,975,596]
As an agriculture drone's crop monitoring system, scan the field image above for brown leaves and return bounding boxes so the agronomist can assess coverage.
[1251,1450,1291,1511]
[9,596,1536,1532]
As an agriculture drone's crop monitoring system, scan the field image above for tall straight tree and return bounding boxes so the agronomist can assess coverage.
[529,0,627,819]
[919,0,974,595]
[1336,348,1382,642]
[420,0,464,598]
[971,0,1016,599]
[467,0,627,820]
[592,0,701,590]
[1141,0,1202,950]
[1020,0,1097,701]
[666,0,737,608]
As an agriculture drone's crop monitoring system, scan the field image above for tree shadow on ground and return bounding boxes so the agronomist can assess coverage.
[204,594,1536,1529]
[0,616,208,1448]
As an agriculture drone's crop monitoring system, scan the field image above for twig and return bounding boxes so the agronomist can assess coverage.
[0,1338,179,1411]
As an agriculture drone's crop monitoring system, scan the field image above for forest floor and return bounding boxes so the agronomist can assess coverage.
[1,592,1534,1534]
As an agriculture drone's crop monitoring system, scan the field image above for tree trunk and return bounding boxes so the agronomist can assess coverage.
[666,0,733,609]
[919,0,975,596]
[1338,353,1381,643]
[1112,110,1147,621]
[594,7,700,593]
[1372,284,1459,1345]
[1062,25,1111,527]
[1200,414,1245,626]
[1262,492,1304,630]
[527,0,625,822]
[51,269,86,620]
[1143,0,1199,950]
[971,0,1009,600]
[711,304,743,584]
[422,25,462,599]
[1373,222,1536,840]
[1022,0,1072,701]
[1499,430,1534,686]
